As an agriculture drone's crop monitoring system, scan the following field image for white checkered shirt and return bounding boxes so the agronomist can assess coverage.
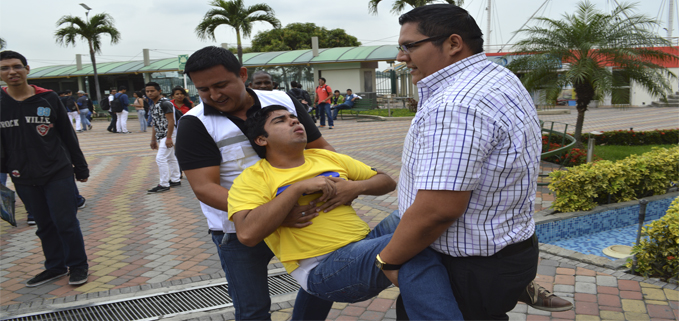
[398,53,541,257]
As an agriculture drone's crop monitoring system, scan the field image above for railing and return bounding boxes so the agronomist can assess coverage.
[539,120,576,186]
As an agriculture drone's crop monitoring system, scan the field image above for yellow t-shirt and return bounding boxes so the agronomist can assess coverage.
[228,149,376,273]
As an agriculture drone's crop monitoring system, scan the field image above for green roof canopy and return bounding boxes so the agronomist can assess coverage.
[28,45,398,80]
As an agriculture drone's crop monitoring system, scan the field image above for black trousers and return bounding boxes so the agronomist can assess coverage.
[397,238,539,321]
[108,111,117,132]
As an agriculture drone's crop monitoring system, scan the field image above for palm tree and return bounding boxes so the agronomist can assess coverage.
[368,0,462,15]
[506,0,677,148]
[55,13,121,108]
[196,0,281,64]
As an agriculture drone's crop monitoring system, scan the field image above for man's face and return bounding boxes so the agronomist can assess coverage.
[251,74,273,91]
[191,65,250,114]
[318,79,325,86]
[120,89,126,94]
[346,90,352,96]
[111,90,117,95]
[78,92,84,97]
[333,92,340,97]
[145,86,161,100]
[0,58,29,87]
[397,22,451,85]
[257,109,306,151]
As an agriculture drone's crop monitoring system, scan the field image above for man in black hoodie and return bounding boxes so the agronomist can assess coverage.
[0,50,90,287]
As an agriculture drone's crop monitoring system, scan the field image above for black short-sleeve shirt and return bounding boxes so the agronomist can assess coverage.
[175,89,322,171]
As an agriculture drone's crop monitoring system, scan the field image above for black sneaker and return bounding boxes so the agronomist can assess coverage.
[68,268,88,285]
[26,270,68,287]
[169,181,181,187]
[147,185,170,194]
[77,197,86,209]
[27,218,36,226]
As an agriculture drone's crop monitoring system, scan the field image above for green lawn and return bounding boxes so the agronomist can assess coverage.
[594,144,677,162]
[354,108,416,117]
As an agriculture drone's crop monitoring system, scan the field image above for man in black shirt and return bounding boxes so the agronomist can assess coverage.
[175,46,338,320]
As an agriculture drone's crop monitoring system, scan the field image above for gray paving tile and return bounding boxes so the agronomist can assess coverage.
[575,282,597,294]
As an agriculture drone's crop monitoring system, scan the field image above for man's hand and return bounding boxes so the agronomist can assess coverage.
[281,202,319,228]
[382,269,399,287]
[150,140,158,150]
[318,177,359,212]
[165,138,174,149]
[76,178,88,183]
[293,176,337,203]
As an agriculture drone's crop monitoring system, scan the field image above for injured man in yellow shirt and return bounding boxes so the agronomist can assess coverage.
[228,105,462,320]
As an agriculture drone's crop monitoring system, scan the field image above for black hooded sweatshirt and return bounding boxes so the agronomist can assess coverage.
[0,85,89,185]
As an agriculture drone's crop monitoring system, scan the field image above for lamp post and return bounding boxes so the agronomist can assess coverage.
[79,3,92,21]
[587,131,603,163]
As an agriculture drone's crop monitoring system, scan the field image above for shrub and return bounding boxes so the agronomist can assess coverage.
[626,197,679,281]
[581,129,679,146]
[549,146,679,212]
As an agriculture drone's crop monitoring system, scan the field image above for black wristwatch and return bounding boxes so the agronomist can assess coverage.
[375,254,403,270]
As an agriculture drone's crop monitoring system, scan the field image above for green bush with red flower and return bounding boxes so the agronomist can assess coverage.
[626,196,679,281]
[581,129,678,146]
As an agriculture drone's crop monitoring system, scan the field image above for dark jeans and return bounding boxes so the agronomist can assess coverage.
[332,103,353,120]
[211,233,333,320]
[108,111,117,132]
[318,103,333,126]
[14,176,88,272]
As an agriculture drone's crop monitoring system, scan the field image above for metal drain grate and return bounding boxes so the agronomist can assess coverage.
[3,273,300,321]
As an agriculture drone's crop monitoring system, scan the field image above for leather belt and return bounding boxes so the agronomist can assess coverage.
[208,230,224,236]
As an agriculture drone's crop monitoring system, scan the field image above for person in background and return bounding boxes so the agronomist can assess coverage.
[0,50,90,287]
[329,90,344,124]
[332,89,361,120]
[107,89,118,133]
[251,71,274,91]
[314,78,333,129]
[61,90,82,132]
[132,91,147,132]
[170,86,194,114]
[114,86,130,134]
[84,93,94,127]
[76,91,91,132]
[146,82,181,194]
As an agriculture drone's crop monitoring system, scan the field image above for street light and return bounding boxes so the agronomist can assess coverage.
[79,3,91,21]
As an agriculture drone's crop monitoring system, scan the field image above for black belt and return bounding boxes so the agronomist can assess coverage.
[209,230,224,236]
[493,233,537,258]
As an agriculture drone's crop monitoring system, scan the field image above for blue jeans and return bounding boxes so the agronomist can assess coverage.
[137,110,147,132]
[14,176,88,272]
[318,103,333,126]
[0,173,6,186]
[79,109,91,130]
[332,102,353,120]
[305,211,463,320]
[211,233,332,320]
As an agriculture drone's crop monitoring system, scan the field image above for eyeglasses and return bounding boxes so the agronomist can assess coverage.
[397,35,451,54]
[0,64,26,72]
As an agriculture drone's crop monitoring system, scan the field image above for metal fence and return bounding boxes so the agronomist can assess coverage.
[376,70,415,97]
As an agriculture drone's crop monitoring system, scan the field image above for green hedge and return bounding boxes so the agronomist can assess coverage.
[581,129,678,146]
[548,146,679,212]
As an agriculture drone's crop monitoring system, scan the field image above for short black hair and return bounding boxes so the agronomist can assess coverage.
[334,90,340,93]
[184,46,241,80]
[347,89,352,92]
[253,70,271,78]
[399,4,484,54]
[319,77,326,83]
[245,105,288,159]
[118,86,127,91]
[296,82,302,89]
[0,50,27,66]
[145,82,161,91]
[290,81,298,88]
[64,89,72,94]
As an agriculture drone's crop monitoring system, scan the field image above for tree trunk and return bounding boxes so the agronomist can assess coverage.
[88,40,102,110]
[573,80,595,149]
[236,30,243,65]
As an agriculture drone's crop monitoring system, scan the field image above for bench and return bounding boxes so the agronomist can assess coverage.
[338,98,377,120]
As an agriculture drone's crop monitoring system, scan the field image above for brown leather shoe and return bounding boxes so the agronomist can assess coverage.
[518,280,573,312]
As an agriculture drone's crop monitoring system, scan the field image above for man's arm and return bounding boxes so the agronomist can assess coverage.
[165,112,175,148]
[319,170,395,212]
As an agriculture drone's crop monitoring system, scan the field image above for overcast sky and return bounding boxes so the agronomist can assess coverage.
[1,0,676,68]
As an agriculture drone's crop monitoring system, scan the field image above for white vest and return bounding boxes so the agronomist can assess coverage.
[183,90,298,233]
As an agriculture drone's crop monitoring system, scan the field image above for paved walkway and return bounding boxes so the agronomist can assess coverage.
[0,107,677,320]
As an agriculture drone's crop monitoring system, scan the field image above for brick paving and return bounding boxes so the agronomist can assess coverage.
[0,107,677,320]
